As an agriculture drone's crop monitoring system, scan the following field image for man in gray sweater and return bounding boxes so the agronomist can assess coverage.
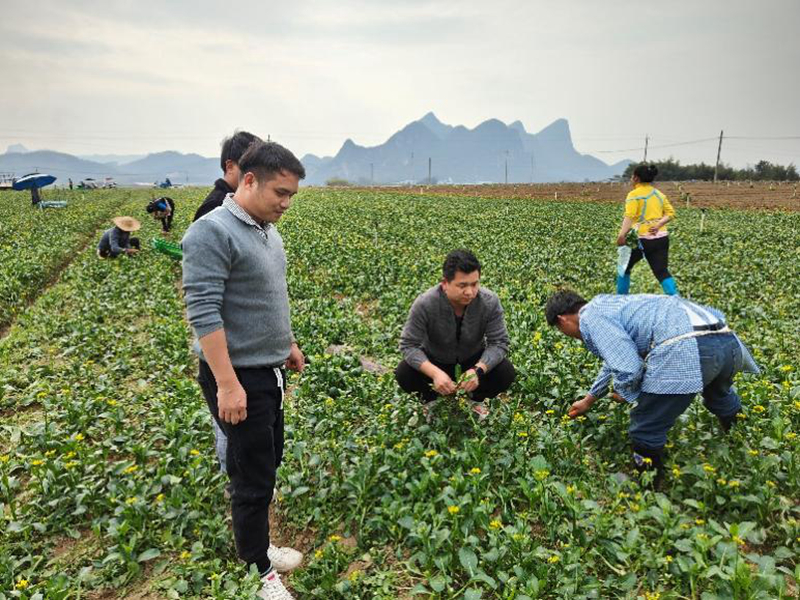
[182,141,304,599]
[396,249,515,422]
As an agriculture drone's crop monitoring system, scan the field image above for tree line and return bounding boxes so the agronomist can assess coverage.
[622,159,799,181]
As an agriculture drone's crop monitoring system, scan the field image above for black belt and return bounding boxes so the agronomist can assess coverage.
[693,322,726,332]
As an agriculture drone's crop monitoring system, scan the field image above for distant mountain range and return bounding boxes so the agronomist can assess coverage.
[0,114,631,186]
[301,113,632,184]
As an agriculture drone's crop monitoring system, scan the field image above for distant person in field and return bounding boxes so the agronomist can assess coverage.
[97,216,141,258]
[545,290,758,487]
[182,141,306,599]
[616,164,678,296]
[396,249,515,423]
[146,196,175,233]
[193,130,262,222]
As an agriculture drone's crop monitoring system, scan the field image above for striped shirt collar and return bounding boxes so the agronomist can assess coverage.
[223,194,271,240]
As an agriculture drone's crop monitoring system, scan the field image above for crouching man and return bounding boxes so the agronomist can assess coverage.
[396,249,515,422]
[545,290,758,485]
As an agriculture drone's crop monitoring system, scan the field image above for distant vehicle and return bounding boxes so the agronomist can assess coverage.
[0,173,16,191]
[78,178,100,189]
[103,177,117,188]
[155,177,173,189]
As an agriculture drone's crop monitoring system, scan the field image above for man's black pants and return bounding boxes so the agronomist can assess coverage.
[198,360,285,575]
[395,351,515,404]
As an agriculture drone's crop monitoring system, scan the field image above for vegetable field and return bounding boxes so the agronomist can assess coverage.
[1,188,798,599]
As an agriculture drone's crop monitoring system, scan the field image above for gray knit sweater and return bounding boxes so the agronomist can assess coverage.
[182,204,293,367]
[399,285,510,371]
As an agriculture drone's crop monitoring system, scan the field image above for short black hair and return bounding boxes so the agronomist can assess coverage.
[545,290,587,326]
[220,130,261,172]
[442,249,481,281]
[238,141,306,183]
[146,197,170,213]
[633,163,658,183]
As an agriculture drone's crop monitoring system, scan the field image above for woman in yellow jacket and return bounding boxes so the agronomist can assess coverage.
[616,164,678,295]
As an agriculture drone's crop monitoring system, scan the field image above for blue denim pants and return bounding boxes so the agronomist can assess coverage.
[629,333,743,450]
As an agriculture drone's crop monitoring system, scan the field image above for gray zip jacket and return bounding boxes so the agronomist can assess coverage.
[399,285,510,371]
[182,202,293,367]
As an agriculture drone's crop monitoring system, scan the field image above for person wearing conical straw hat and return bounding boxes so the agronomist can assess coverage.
[97,216,141,258]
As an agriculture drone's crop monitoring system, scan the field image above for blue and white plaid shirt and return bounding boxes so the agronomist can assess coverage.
[579,294,728,403]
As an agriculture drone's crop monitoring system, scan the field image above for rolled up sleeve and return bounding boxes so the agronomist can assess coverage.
[399,297,430,370]
[479,296,510,371]
[182,221,230,339]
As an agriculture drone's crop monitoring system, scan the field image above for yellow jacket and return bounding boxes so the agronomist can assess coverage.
[625,184,675,237]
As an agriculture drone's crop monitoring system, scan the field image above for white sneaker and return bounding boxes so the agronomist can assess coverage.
[470,401,489,422]
[268,543,303,573]
[257,570,294,599]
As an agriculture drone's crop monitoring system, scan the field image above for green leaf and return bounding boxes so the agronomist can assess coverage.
[429,574,446,592]
[137,548,161,562]
[459,547,478,574]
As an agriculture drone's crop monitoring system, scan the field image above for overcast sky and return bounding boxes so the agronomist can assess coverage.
[1,0,798,168]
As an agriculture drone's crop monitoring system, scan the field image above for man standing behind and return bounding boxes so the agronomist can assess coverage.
[396,249,515,422]
[193,130,261,222]
[182,141,305,599]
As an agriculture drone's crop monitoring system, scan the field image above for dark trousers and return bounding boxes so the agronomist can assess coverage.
[626,236,671,282]
[198,360,285,575]
[160,199,175,232]
[629,333,743,450]
[98,237,140,258]
[395,351,515,404]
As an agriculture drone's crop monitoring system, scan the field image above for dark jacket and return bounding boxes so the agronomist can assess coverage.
[193,179,234,221]
[399,285,510,371]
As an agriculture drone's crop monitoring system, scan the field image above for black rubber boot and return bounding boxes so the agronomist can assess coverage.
[632,444,666,489]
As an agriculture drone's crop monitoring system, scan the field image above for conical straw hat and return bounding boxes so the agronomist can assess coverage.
[113,216,141,232]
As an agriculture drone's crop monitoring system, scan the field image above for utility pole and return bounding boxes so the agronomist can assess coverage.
[428,157,432,185]
[267,134,271,142]
[713,130,724,183]
[643,134,649,163]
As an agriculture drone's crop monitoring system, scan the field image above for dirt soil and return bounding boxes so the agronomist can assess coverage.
[354,181,800,211]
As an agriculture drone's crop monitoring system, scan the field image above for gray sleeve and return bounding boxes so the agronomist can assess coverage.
[479,295,510,371]
[182,220,231,339]
[109,228,126,257]
[398,296,430,370]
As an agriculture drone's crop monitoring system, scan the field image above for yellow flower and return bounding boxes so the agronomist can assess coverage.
[642,457,653,466]
[424,450,438,458]
[393,442,405,450]
[447,505,460,515]
[785,432,797,440]
[190,449,200,456]
[325,398,335,407]
[15,579,29,590]
[348,569,361,582]
[125,496,138,505]
[45,450,56,457]
[155,493,165,503]
[766,480,776,488]
[630,503,641,512]
[716,478,727,486]
[547,555,560,564]
[695,518,705,525]
[672,467,681,477]
[794,400,800,411]
[702,464,716,474]
[665,555,673,563]
[180,550,191,560]
[780,365,793,372]
[618,492,630,499]
[469,467,481,475]
[534,469,550,481]
[31,459,44,466]
[697,533,709,541]
[64,461,78,469]
[644,592,661,600]
[514,412,525,422]
[123,465,138,475]
[512,533,525,542]
[732,535,746,546]
[0,454,9,464]
[736,412,746,419]
[728,480,740,488]
[533,331,542,343]
[489,519,502,529]
[545,409,555,416]
[64,451,76,459]
[107,399,118,406]
[328,534,342,542]
[566,485,576,494]
[314,549,324,559]
[748,450,759,456]
[518,432,528,438]
[74,433,84,442]
[752,405,766,413]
